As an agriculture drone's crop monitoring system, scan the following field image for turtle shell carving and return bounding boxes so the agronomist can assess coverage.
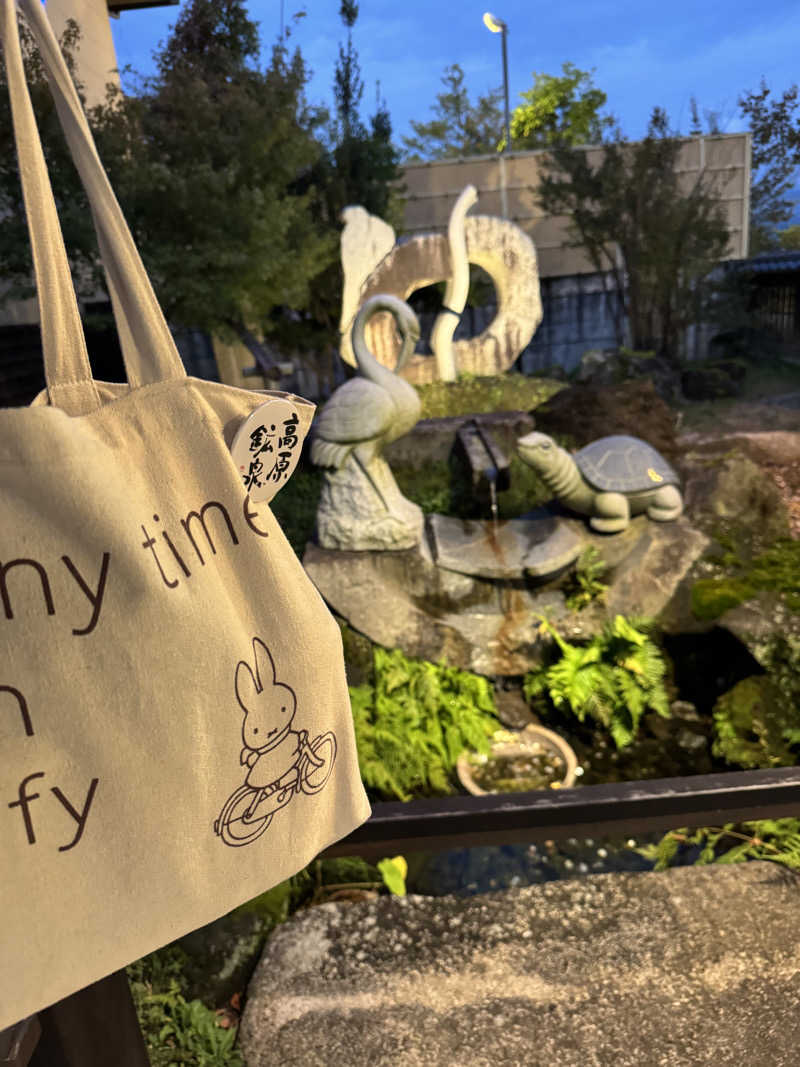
[573,435,680,493]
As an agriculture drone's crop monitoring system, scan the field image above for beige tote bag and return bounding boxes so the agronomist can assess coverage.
[0,0,370,1030]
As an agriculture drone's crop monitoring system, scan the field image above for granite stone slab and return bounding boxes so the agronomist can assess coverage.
[241,861,800,1067]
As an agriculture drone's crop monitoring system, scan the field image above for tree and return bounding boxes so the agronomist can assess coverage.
[290,1,402,358]
[91,0,334,370]
[738,79,800,253]
[688,96,722,137]
[537,107,732,362]
[318,2,402,227]
[0,18,100,306]
[402,64,504,160]
[509,63,616,151]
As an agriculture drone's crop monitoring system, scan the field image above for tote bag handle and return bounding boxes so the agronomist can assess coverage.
[1,0,187,416]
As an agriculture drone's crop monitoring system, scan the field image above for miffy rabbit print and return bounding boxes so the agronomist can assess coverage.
[214,638,337,846]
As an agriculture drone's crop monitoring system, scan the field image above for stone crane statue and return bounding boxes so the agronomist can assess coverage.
[310,295,425,551]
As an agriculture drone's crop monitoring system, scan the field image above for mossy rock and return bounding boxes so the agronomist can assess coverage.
[712,675,800,770]
[690,576,757,621]
[415,373,565,420]
[691,538,800,622]
[683,450,791,559]
[175,910,270,1008]
[336,617,375,687]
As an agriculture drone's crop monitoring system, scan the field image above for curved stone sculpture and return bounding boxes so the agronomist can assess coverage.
[338,193,543,385]
[429,184,478,382]
[516,432,684,534]
[311,295,424,551]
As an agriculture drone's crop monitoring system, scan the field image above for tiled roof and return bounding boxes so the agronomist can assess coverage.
[731,251,800,274]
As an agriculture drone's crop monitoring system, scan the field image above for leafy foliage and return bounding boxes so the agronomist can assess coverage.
[268,464,323,558]
[636,635,800,873]
[291,1,403,352]
[536,106,731,362]
[523,615,671,749]
[634,819,800,873]
[0,18,99,303]
[562,545,609,612]
[402,64,504,160]
[127,948,244,1067]
[509,63,615,151]
[737,79,800,253]
[376,855,408,896]
[350,647,501,800]
[91,0,334,356]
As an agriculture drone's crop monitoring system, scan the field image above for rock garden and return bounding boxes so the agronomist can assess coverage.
[127,344,800,1065]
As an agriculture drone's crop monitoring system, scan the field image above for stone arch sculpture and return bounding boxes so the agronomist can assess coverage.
[338,189,543,385]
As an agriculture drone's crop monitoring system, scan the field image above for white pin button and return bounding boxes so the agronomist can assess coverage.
[230,399,303,503]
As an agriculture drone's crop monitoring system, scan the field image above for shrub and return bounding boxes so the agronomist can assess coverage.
[350,647,501,800]
[523,614,671,749]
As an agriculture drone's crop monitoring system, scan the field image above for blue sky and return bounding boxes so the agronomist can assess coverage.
[110,0,800,149]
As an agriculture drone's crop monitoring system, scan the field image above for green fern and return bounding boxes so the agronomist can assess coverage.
[563,545,609,612]
[349,648,501,800]
[127,948,244,1067]
[633,818,800,873]
[523,614,671,749]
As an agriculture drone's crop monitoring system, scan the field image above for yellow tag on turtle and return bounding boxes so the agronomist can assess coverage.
[647,467,663,483]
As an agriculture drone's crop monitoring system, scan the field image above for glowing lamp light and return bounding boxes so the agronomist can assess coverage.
[482,11,506,33]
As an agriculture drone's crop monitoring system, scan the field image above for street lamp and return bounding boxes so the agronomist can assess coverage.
[483,11,510,153]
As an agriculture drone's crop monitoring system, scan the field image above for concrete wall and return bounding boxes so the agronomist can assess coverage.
[46,0,121,107]
[400,133,751,276]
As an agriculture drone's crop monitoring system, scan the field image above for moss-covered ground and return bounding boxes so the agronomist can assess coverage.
[414,371,564,419]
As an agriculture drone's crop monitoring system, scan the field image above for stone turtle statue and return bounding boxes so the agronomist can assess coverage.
[516,432,683,533]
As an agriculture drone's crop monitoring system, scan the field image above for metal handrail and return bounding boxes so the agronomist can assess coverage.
[321,766,800,859]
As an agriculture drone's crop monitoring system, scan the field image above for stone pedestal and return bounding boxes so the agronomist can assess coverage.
[315,455,424,551]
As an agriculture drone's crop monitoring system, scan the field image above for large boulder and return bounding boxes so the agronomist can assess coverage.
[530,379,680,464]
[677,440,792,557]
[575,348,683,403]
[657,433,798,670]
[240,863,800,1067]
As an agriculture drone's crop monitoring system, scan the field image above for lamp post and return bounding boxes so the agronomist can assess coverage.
[483,11,510,153]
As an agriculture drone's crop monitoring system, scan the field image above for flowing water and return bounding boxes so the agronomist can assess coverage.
[488,476,499,532]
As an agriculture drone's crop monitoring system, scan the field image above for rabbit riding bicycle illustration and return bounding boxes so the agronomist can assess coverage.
[214,637,337,847]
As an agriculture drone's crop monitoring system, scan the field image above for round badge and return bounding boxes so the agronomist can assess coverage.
[229,399,303,503]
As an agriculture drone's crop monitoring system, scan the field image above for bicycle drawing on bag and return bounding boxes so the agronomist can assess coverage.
[214,636,337,847]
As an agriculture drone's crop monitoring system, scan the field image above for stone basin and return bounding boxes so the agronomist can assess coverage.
[302,513,708,676]
[428,511,582,580]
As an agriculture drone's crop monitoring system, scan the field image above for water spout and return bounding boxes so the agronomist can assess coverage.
[489,476,499,530]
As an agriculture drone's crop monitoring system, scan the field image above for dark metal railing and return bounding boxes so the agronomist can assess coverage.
[8,766,800,1066]
[321,766,800,859]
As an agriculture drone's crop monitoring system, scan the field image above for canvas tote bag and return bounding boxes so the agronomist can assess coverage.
[0,0,370,1030]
